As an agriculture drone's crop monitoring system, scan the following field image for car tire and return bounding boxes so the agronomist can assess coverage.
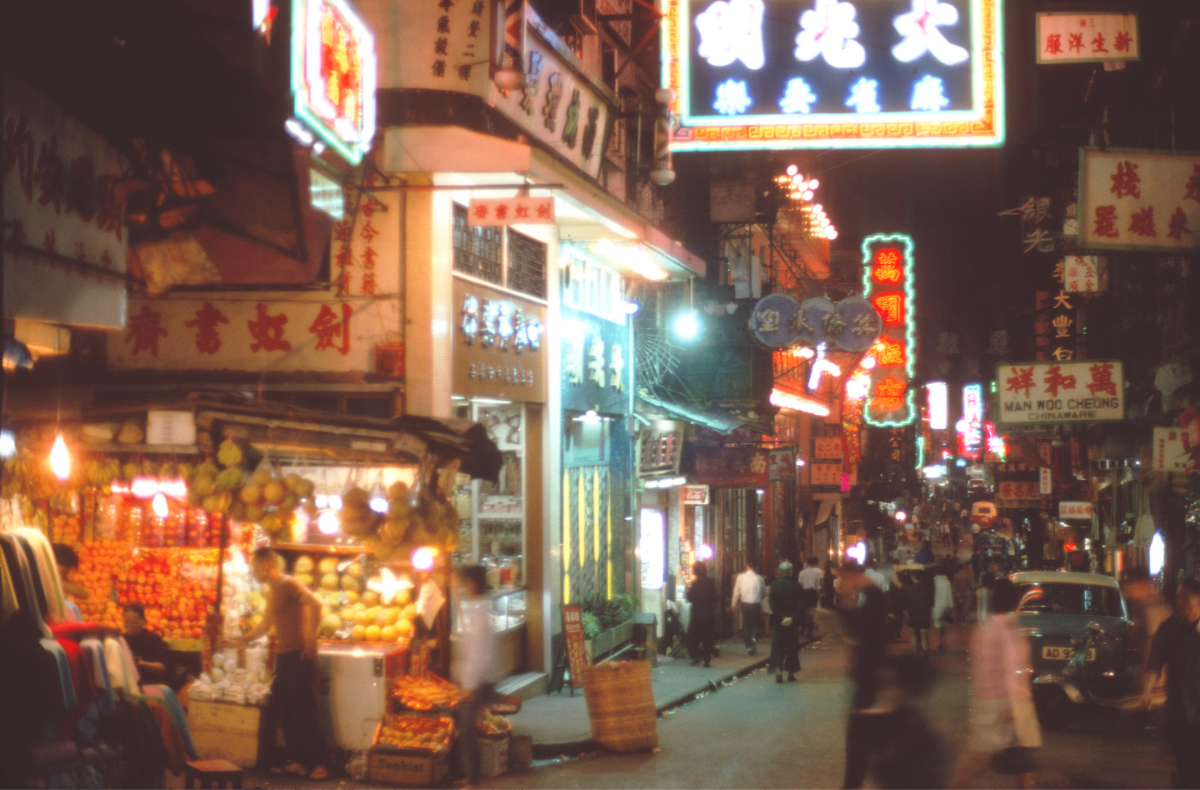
[1033,685,1075,731]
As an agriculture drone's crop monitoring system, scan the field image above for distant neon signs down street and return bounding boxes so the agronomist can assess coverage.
[862,234,916,426]
[662,0,1004,150]
[292,0,377,165]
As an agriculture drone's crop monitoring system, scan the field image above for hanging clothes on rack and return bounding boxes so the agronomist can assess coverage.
[13,527,67,624]
[0,533,52,638]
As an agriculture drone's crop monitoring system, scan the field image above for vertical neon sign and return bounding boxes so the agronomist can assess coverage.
[862,234,916,426]
[958,383,983,459]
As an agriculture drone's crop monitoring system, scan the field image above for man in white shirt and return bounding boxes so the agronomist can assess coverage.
[864,560,890,593]
[797,557,824,638]
[731,561,764,655]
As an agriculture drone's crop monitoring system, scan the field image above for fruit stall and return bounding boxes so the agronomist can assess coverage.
[3,397,506,773]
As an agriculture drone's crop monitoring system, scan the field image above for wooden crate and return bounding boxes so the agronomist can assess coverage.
[186,699,261,768]
[367,749,447,786]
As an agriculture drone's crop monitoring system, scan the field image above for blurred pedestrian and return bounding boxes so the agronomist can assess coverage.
[821,559,837,609]
[731,561,764,656]
[953,562,975,622]
[798,557,823,638]
[887,570,907,642]
[1142,579,1200,788]
[686,561,717,667]
[976,567,995,623]
[869,655,950,789]
[450,565,502,788]
[865,560,890,593]
[837,561,892,789]
[931,564,954,651]
[952,578,1041,789]
[904,568,935,660]
[768,561,803,683]
[915,540,936,565]
[1123,567,1170,670]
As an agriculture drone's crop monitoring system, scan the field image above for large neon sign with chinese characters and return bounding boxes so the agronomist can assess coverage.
[292,0,377,165]
[663,0,1004,150]
[862,234,916,426]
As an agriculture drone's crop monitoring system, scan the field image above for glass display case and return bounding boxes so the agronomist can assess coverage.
[490,588,526,633]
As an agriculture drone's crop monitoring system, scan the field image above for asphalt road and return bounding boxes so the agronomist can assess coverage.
[489,621,1174,790]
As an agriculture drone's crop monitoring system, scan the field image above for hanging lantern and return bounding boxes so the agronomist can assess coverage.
[49,433,71,481]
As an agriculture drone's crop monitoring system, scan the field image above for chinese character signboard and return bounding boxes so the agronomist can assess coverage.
[453,278,547,403]
[638,423,683,477]
[813,437,842,459]
[1060,255,1107,293]
[3,74,129,329]
[1079,148,1200,252]
[997,480,1040,503]
[862,234,916,426]
[107,297,384,373]
[292,0,377,165]
[661,0,1004,151]
[1152,427,1192,473]
[467,196,556,227]
[1036,14,1138,64]
[997,360,1124,424]
[1040,466,1053,494]
[1059,501,1093,521]
[748,293,802,348]
[561,604,588,689]
[809,462,842,487]
[694,447,769,487]
[767,448,795,481]
[561,305,629,414]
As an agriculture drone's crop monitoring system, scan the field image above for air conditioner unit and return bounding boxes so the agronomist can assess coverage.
[567,0,598,35]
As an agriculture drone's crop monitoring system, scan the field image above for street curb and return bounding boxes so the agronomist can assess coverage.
[530,636,819,759]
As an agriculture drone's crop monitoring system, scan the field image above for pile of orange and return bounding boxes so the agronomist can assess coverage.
[74,540,129,628]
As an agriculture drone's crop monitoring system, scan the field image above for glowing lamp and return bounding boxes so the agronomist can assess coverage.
[697,544,714,561]
[862,356,877,370]
[786,165,798,176]
[895,510,907,522]
[160,478,188,499]
[673,310,700,340]
[650,168,677,186]
[0,430,15,460]
[151,492,169,518]
[329,494,343,511]
[131,477,159,499]
[1150,532,1165,576]
[317,509,340,535]
[49,433,70,481]
[368,566,414,605]
[370,496,389,514]
[412,546,438,571]
[846,541,867,564]
[808,179,820,190]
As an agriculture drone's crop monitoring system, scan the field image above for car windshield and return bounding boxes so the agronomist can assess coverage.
[1014,582,1124,618]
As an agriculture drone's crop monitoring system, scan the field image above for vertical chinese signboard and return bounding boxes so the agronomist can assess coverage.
[1079,148,1200,253]
[292,0,377,165]
[561,604,588,689]
[862,234,916,426]
[997,361,1124,424]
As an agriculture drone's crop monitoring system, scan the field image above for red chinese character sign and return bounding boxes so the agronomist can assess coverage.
[1036,14,1138,64]
[292,0,377,165]
[862,234,916,427]
[997,360,1124,424]
[467,196,556,227]
[1079,148,1200,252]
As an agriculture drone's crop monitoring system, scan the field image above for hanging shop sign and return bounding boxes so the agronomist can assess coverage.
[373,1,615,180]
[561,306,629,414]
[997,480,1040,503]
[467,196,556,227]
[1152,427,1192,473]
[862,234,916,426]
[106,297,386,373]
[662,0,1004,151]
[1035,14,1138,65]
[813,436,842,459]
[957,383,983,460]
[767,447,795,481]
[1040,466,1053,494]
[453,278,547,403]
[794,297,881,352]
[1058,255,1107,293]
[748,293,802,349]
[1078,148,1200,253]
[561,604,588,689]
[997,360,1124,424]
[1059,501,1093,520]
[3,74,129,329]
[694,446,769,487]
[809,462,842,487]
[638,422,684,477]
[292,0,377,165]
[680,485,710,505]
[927,382,948,430]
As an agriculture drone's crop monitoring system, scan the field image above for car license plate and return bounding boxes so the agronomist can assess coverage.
[1041,646,1096,661]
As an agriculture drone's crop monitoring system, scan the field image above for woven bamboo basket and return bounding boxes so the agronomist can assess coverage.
[581,661,658,752]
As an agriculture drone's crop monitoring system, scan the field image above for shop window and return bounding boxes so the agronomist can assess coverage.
[507,230,548,299]
[452,204,503,284]
[565,415,609,466]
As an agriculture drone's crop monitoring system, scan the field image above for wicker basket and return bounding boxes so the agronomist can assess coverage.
[581,661,658,752]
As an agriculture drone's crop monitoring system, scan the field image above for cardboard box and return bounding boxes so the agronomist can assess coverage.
[367,749,447,786]
[186,699,261,768]
[479,734,509,778]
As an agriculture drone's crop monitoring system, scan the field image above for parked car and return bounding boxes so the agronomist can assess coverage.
[1008,571,1138,729]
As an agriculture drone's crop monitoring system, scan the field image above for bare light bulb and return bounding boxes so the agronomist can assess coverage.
[50,433,70,481]
[152,492,169,518]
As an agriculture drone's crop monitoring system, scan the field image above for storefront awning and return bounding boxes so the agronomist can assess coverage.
[637,394,749,434]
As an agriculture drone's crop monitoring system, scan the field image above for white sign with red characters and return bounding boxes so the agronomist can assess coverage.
[1040,466,1053,495]
[1079,148,1200,252]
[1060,255,1107,293]
[1059,501,1093,521]
[1152,427,1192,473]
[680,485,710,506]
[107,296,394,373]
[813,437,843,460]
[998,481,1040,503]
[998,360,1124,424]
[1036,14,1138,64]
[467,197,556,227]
[809,463,842,487]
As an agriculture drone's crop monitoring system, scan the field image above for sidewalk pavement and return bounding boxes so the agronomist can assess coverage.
[511,632,819,756]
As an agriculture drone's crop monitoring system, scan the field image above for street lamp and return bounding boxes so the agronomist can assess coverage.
[673,310,700,339]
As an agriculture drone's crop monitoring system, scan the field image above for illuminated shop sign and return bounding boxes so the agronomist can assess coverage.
[862,234,916,426]
[292,0,377,165]
[663,0,1004,151]
[926,381,948,430]
[956,382,982,459]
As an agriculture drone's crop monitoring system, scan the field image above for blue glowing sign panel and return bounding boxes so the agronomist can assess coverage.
[663,0,1004,150]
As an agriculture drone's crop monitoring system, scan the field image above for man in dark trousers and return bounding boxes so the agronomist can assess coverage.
[1143,578,1200,788]
[836,560,891,789]
[768,561,803,683]
[686,561,717,667]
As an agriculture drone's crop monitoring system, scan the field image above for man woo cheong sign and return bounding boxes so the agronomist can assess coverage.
[997,361,1124,424]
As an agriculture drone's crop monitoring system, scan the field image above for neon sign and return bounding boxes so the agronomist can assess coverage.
[862,234,916,426]
[292,0,377,165]
[926,381,948,430]
[957,382,983,459]
[662,0,1004,150]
